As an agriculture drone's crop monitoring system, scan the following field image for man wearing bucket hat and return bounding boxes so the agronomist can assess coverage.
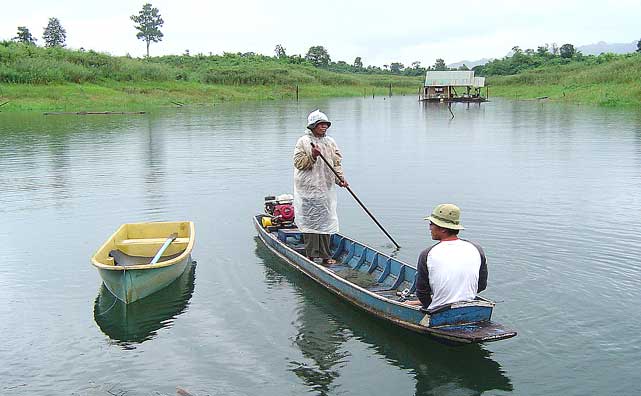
[293,110,349,265]
[407,204,488,309]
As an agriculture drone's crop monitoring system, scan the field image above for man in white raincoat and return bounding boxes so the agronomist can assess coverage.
[293,110,349,264]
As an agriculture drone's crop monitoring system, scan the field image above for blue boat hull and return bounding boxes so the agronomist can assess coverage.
[254,215,516,344]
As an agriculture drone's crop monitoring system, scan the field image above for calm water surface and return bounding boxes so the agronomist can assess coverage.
[1,97,640,395]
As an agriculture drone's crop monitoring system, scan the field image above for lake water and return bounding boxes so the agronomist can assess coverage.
[1,96,640,395]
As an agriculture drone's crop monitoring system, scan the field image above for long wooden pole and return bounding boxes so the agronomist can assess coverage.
[311,143,400,248]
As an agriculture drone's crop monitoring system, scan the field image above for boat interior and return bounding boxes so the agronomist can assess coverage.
[93,222,192,267]
[269,223,419,304]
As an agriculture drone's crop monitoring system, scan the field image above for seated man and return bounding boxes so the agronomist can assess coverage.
[407,204,487,309]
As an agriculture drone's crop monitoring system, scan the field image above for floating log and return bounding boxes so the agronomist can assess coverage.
[43,111,146,115]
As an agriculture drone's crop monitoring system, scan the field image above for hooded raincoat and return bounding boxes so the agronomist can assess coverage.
[293,130,344,234]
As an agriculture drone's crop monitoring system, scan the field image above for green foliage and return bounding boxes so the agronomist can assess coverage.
[305,46,331,67]
[353,57,363,69]
[13,27,37,45]
[389,62,404,73]
[637,39,641,53]
[433,58,447,70]
[475,42,592,76]
[488,52,641,106]
[131,3,164,56]
[274,44,286,59]
[0,42,422,90]
[43,18,66,47]
[559,43,575,59]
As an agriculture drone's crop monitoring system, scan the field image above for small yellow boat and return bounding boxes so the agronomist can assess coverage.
[91,221,195,304]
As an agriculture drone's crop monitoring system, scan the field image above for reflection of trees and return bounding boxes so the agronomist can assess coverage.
[93,262,196,349]
[254,238,512,395]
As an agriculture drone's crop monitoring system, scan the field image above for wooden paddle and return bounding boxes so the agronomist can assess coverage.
[311,143,400,248]
[149,233,178,264]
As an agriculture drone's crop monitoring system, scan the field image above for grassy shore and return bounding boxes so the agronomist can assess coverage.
[0,81,420,112]
[2,42,640,111]
[0,42,422,112]
[487,53,641,106]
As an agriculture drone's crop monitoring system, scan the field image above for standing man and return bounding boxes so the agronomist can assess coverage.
[293,110,349,265]
[408,204,488,309]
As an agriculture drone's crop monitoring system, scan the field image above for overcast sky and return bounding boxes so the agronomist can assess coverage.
[2,0,640,67]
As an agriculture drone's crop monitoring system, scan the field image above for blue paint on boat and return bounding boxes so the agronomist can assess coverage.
[255,215,517,344]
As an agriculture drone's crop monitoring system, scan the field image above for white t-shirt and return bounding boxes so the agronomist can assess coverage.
[425,239,481,309]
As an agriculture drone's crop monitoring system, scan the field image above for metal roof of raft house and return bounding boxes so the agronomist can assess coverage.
[420,71,488,103]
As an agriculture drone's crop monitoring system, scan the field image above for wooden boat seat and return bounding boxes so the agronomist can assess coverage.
[109,249,182,266]
[117,237,190,246]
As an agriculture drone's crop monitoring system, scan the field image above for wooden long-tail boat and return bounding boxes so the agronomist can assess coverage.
[254,214,516,344]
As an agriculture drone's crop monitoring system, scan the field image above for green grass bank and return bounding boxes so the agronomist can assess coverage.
[0,43,422,112]
[2,42,640,111]
[486,53,641,107]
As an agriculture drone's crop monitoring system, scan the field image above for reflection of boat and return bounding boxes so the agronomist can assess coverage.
[93,262,196,346]
[91,221,195,303]
[254,238,513,394]
[254,214,516,344]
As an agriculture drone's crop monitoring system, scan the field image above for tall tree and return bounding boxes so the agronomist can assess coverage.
[559,43,575,58]
[131,3,164,57]
[433,58,447,71]
[305,45,331,67]
[353,56,363,69]
[637,39,641,53]
[42,18,66,47]
[274,44,287,58]
[13,26,37,45]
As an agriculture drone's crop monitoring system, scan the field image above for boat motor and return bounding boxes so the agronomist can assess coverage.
[263,194,295,228]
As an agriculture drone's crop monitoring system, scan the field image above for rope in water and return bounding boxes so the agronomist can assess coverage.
[95,290,119,316]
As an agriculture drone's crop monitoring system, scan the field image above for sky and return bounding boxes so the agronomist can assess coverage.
[2,0,640,67]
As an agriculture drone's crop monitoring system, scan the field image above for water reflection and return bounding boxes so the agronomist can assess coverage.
[93,263,196,348]
[142,117,167,217]
[254,239,512,395]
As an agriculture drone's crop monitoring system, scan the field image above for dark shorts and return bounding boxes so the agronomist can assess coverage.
[303,233,331,259]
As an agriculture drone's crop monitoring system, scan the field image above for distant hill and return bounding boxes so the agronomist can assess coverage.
[447,58,492,69]
[576,41,637,55]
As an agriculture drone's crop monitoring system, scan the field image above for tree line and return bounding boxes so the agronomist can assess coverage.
[473,42,641,76]
[7,2,451,77]
[9,3,641,78]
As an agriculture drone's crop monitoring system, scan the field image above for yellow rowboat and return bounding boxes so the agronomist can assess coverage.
[91,221,195,304]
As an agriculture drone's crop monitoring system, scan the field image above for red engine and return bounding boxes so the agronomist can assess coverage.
[264,194,295,227]
[273,203,295,222]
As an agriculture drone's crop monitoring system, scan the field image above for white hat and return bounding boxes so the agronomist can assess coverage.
[306,109,331,130]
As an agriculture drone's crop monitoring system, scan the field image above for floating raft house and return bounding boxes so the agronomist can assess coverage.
[419,71,488,103]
